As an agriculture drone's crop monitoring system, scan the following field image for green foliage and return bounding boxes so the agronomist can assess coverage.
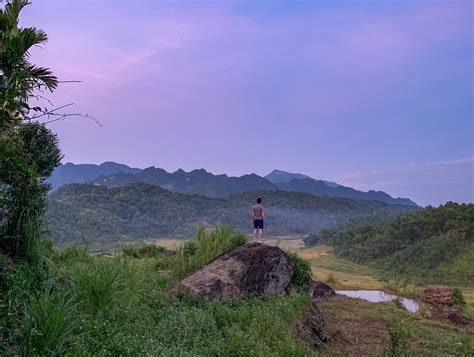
[55,244,90,263]
[21,286,81,355]
[322,203,473,285]
[175,226,248,278]
[73,260,126,314]
[452,288,466,306]
[121,243,164,258]
[1,226,314,355]
[0,0,58,127]
[0,1,62,263]
[383,317,410,356]
[288,252,312,286]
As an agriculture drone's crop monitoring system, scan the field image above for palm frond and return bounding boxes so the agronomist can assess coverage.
[25,64,58,92]
[3,0,30,28]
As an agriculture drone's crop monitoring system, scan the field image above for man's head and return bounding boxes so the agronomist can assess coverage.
[256,198,262,204]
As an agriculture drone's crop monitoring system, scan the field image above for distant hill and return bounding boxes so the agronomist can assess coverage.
[265,169,340,188]
[49,162,417,206]
[48,162,141,190]
[46,183,416,250]
[305,202,474,286]
[275,178,417,206]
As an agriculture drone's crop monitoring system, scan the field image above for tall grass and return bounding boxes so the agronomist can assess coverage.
[55,244,90,263]
[74,259,127,314]
[175,226,247,278]
[22,286,81,355]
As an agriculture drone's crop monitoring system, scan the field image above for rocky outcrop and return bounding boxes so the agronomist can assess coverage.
[179,242,294,300]
[294,301,328,347]
[310,281,336,299]
[422,285,454,305]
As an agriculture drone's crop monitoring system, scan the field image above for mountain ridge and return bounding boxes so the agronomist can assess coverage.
[48,162,417,206]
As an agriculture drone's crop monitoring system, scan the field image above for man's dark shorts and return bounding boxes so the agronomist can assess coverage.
[254,219,264,229]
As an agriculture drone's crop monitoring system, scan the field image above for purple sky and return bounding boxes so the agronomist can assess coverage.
[20,0,472,206]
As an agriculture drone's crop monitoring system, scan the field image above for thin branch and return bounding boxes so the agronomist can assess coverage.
[57,80,83,84]
[29,103,75,119]
[41,112,101,126]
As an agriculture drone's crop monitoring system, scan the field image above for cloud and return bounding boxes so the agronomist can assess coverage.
[337,157,474,206]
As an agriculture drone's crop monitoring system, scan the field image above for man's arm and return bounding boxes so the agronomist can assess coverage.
[262,210,265,221]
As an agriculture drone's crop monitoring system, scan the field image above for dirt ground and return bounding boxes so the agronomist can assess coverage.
[148,236,306,251]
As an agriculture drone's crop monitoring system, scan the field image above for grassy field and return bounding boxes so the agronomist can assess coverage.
[299,245,384,290]
[1,230,316,356]
[319,295,474,356]
[4,234,472,355]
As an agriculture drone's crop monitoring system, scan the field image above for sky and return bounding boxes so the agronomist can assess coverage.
[19,0,473,206]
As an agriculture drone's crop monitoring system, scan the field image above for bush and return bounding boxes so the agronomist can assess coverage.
[230,232,248,248]
[121,244,164,258]
[326,273,337,286]
[288,253,312,287]
[452,288,466,306]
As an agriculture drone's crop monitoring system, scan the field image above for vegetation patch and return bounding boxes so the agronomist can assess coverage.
[289,252,313,287]
[318,295,474,356]
[307,203,473,286]
[0,236,316,355]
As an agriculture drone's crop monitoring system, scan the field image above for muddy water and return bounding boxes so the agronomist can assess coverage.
[336,290,419,313]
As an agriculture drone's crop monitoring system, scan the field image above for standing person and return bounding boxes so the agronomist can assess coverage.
[251,198,265,241]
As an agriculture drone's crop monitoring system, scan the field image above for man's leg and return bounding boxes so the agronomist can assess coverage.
[253,229,257,240]
[259,229,263,240]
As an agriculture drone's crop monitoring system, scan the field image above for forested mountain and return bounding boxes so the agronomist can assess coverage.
[48,162,141,190]
[45,183,416,250]
[305,203,474,285]
[49,162,417,206]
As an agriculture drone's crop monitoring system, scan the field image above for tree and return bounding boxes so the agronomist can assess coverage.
[0,0,62,261]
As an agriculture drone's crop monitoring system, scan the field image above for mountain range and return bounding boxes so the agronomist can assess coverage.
[48,162,417,206]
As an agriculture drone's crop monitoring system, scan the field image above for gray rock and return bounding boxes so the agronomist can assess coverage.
[309,281,336,299]
[179,242,294,300]
[294,301,328,347]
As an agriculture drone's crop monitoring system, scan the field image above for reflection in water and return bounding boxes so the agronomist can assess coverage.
[336,290,419,313]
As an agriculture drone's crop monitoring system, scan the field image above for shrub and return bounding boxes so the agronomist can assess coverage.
[452,288,466,306]
[230,232,248,248]
[326,273,337,286]
[121,244,164,258]
[383,317,409,356]
[288,253,312,286]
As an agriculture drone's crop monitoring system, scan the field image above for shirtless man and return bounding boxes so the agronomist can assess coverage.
[251,198,265,241]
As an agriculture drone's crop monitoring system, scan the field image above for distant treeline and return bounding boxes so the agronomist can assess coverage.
[305,203,474,285]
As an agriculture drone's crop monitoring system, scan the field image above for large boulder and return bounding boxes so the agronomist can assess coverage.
[179,242,294,300]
